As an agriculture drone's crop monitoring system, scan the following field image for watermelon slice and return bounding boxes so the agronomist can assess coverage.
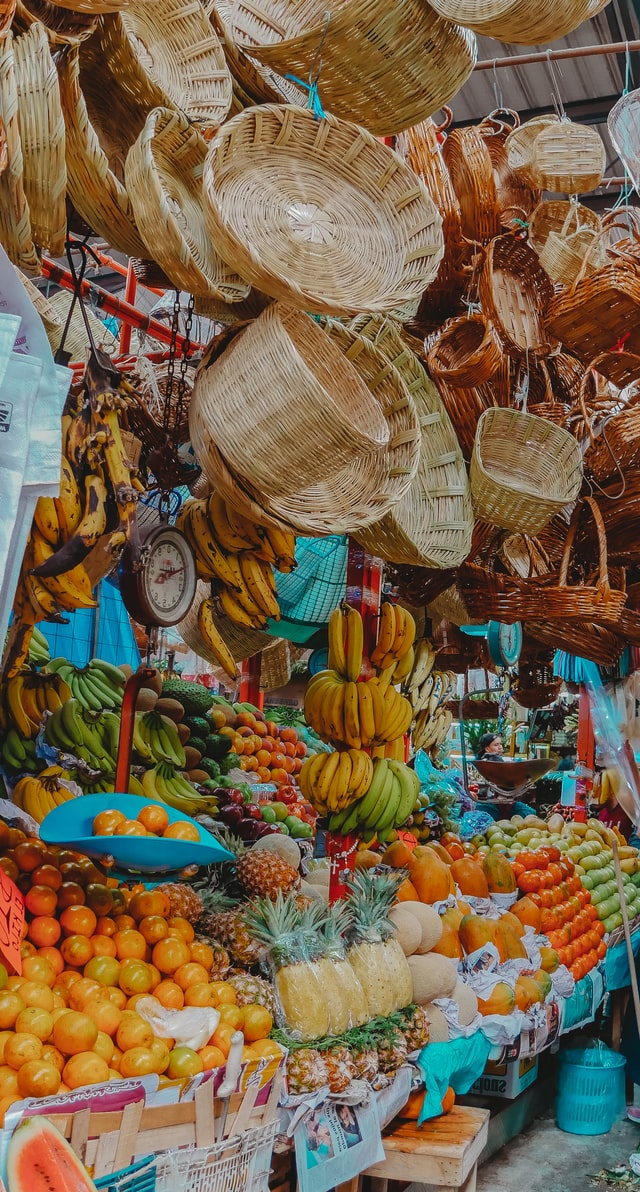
[7,1115,98,1192]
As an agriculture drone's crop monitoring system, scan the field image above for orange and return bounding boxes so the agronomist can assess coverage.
[154,980,184,1009]
[56,970,81,991]
[21,955,57,987]
[114,929,147,961]
[53,1011,98,1056]
[198,1045,226,1071]
[166,917,195,943]
[68,978,103,1011]
[113,914,136,932]
[124,994,147,1012]
[6,977,23,991]
[116,1013,154,1052]
[24,885,58,917]
[241,1046,258,1062]
[240,1005,273,1042]
[5,1033,43,1070]
[27,917,61,948]
[148,1039,171,1075]
[15,1006,53,1041]
[163,821,199,842]
[119,960,154,997]
[128,891,171,922]
[41,1045,65,1073]
[189,941,214,971]
[114,819,147,837]
[139,916,169,945]
[17,981,54,1012]
[173,963,209,992]
[217,1004,243,1029]
[93,1031,114,1064]
[93,810,126,836]
[152,937,190,975]
[209,982,237,1006]
[17,1058,61,1098]
[184,983,216,1008]
[37,946,64,977]
[63,1051,110,1089]
[0,1065,18,1097]
[57,882,86,909]
[20,941,36,961]
[167,1047,203,1080]
[31,863,62,891]
[107,988,127,1010]
[110,1045,123,1070]
[250,1039,282,1061]
[14,842,46,872]
[60,905,97,938]
[210,1024,235,1058]
[0,1094,19,1125]
[95,916,117,937]
[61,935,94,968]
[119,1046,157,1078]
[90,935,117,958]
[84,998,122,1037]
[0,1032,12,1064]
[137,805,169,834]
[84,956,121,987]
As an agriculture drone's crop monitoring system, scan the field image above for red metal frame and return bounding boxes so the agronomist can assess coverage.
[118,260,138,357]
[115,668,157,793]
[240,654,263,709]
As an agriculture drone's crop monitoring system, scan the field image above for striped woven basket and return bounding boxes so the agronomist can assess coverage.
[13,22,66,255]
[0,33,39,273]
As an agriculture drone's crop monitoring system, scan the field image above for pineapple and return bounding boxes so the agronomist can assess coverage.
[323,1046,356,1093]
[197,890,263,966]
[286,1048,328,1095]
[351,1045,379,1083]
[377,1028,408,1074]
[155,882,204,923]
[228,973,276,1017]
[195,935,230,981]
[345,871,409,1018]
[244,892,329,1042]
[315,903,368,1034]
[205,830,300,900]
[400,1005,430,1053]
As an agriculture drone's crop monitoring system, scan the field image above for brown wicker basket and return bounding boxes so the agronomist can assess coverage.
[583,394,640,481]
[528,200,605,287]
[14,0,96,44]
[135,355,195,442]
[442,125,501,244]
[479,233,555,359]
[526,619,625,667]
[515,662,562,709]
[530,122,606,195]
[259,638,291,692]
[504,115,560,186]
[0,0,15,36]
[231,0,477,138]
[470,406,583,534]
[13,23,66,256]
[479,109,540,229]
[427,0,608,45]
[426,312,503,388]
[0,32,39,273]
[202,103,445,318]
[429,373,497,461]
[545,262,640,389]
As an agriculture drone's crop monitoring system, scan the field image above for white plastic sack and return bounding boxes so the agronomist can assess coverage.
[136,996,219,1051]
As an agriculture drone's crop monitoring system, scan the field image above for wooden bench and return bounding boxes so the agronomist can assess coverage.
[354,1104,490,1192]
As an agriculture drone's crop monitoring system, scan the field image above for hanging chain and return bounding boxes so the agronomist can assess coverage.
[162,290,182,437]
[157,291,195,517]
[173,291,195,437]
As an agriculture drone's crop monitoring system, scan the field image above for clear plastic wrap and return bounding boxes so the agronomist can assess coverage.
[244,892,329,1042]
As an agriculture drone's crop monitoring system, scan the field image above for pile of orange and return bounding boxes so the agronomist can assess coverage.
[213,709,307,784]
[0,824,276,1122]
[92,805,199,841]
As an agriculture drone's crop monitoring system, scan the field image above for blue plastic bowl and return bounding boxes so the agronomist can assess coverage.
[40,793,233,874]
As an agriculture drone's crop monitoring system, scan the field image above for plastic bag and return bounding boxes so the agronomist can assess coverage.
[136,997,219,1051]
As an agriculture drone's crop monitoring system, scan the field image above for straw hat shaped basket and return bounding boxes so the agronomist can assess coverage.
[57,45,147,258]
[427,0,608,45]
[211,0,305,106]
[442,125,501,243]
[479,233,555,359]
[13,23,66,256]
[202,104,445,318]
[0,33,39,273]
[230,0,477,138]
[14,0,96,44]
[189,303,390,503]
[528,200,605,288]
[351,313,473,569]
[427,312,503,388]
[470,406,583,534]
[95,0,232,131]
[125,108,250,304]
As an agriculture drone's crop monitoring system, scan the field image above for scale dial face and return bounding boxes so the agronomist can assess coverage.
[487,620,523,668]
[120,524,198,628]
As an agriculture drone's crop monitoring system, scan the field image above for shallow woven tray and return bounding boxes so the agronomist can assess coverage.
[351,314,473,569]
[0,32,38,273]
[14,23,66,255]
[212,0,305,106]
[202,103,444,318]
[125,108,249,304]
[470,406,583,534]
[95,0,232,131]
[479,233,554,359]
[427,0,608,45]
[442,125,501,243]
[231,0,477,138]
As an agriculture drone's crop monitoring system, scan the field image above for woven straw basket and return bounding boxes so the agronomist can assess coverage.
[479,233,554,359]
[1,0,15,36]
[427,312,503,388]
[231,0,477,138]
[545,263,640,389]
[584,395,640,481]
[442,125,501,243]
[125,108,249,304]
[470,407,583,534]
[57,46,147,258]
[212,0,305,106]
[13,23,66,256]
[260,638,291,692]
[95,0,232,131]
[529,122,606,194]
[351,314,473,569]
[526,618,624,668]
[609,88,640,197]
[528,200,604,287]
[504,115,559,186]
[177,581,269,671]
[49,0,139,13]
[427,0,608,45]
[0,33,39,273]
[479,109,540,230]
[14,0,97,44]
[135,355,195,441]
[202,104,444,318]
[189,303,390,503]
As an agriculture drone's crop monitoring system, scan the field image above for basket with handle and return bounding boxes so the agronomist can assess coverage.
[526,617,625,667]
[529,121,606,194]
[427,311,503,388]
[230,0,477,138]
[583,396,640,481]
[13,22,66,256]
[514,662,562,709]
[470,406,582,534]
[609,88,640,196]
[478,233,555,359]
[479,108,540,229]
[528,200,605,287]
[442,124,501,243]
[202,103,445,318]
[259,638,291,692]
[0,32,39,273]
[426,0,608,44]
[504,114,559,183]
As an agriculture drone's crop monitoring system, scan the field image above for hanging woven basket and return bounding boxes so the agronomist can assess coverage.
[211,0,305,107]
[479,109,540,230]
[478,233,555,359]
[526,619,625,668]
[609,88,640,197]
[202,103,445,318]
[504,115,560,185]
[442,125,501,244]
[528,200,605,288]
[13,23,66,256]
[0,33,39,273]
[545,262,640,389]
[529,121,606,195]
[14,0,97,43]
[426,312,503,388]
[426,0,608,44]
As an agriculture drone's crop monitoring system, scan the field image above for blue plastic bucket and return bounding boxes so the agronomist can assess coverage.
[556,1048,626,1135]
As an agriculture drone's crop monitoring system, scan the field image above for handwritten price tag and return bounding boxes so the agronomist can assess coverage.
[0,868,24,974]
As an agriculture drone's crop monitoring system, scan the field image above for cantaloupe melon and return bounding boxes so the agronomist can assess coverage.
[400,902,443,953]
[253,834,302,870]
[389,907,423,956]
[424,1003,449,1042]
[451,979,478,1026]
[407,953,458,1004]
[7,1115,98,1192]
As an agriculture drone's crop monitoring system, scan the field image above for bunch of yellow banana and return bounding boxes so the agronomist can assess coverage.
[298,747,374,815]
[327,604,364,681]
[205,491,297,572]
[12,766,75,822]
[197,598,239,682]
[370,602,416,671]
[177,497,283,630]
[141,762,220,817]
[304,670,412,747]
[413,707,454,756]
[327,757,420,840]
[1,670,72,738]
[372,737,406,761]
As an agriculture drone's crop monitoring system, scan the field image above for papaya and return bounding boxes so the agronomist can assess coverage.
[482,852,516,894]
[385,840,414,868]
[494,922,528,962]
[515,975,544,1011]
[534,969,553,999]
[430,921,463,960]
[410,850,452,903]
[457,899,472,916]
[450,858,489,898]
[399,1088,425,1119]
[500,911,525,939]
[510,896,541,932]
[477,981,516,1016]
[459,914,496,956]
[441,1085,456,1114]
[442,905,465,933]
[424,841,453,866]
[7,1115,98,1192]
[396,877,420,902]
[539,945,559,973]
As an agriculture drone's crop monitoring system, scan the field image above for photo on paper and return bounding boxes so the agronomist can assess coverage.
[294,1097,384,1192]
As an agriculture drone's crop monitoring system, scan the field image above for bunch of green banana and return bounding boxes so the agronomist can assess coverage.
[327,757,420,841]
[1,730,40,773]
[47,657,125,711]
[1,670,72,738]
[12,768,75,822]
[45,699,118,773]
[29,627,50,667]
[135,711,186,768]
[298,747,373,815]
[83,773,146,797]
[141,762,219,817]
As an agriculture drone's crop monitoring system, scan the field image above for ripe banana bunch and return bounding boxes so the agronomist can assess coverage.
[47,657,125,711]
[44,699,118,773]
[413,708,454,755]
[371,737,406,762]
[327,605,363,682]
[141,762,219,817]
[12,767,75,822]
[136,711,186,768]
[206,491,297,572]
[298,748,373,815]
[304,670,413,747]
[0,670,72,738]
[405,638,435,709]
[178,497,282,629]
[197,598,238,681]
[328,757,420,842]
[370,603,416,672]
[1,729,39,773]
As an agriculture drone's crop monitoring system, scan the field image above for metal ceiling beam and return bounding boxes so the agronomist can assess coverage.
[450,93,621,127]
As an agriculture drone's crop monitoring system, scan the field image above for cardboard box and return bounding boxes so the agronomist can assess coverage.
[470,1055,539,1100]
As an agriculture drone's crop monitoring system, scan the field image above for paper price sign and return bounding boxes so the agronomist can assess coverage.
[0,868,24,974]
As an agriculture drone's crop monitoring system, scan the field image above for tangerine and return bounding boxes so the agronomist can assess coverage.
[17,1059,61,1098]
[128,891,171,922]
[41,1044,65,1073]
[90,935,117,958]
[166,1047,203,1079]
[167,917,194,943]
[21,955,56,987]
[53,1011,98,1056]
[63,1051,110,1089]
[137,805,169,834]
[139,916,169,945]
[173,962,209,992]
[152,937,190,975]
[153,980,184,1009]
[85,884,114,917]
[59,905,97,938]
[119,1046,157,1078]
[148,1039,171,1074]
[114,930,146,960]
[93,810,126,836]
[184,983,216,1008]
[84,998,122,1037]
[57,882,86,908]
[84,956,121,987]
[14,1006,53,1041]
[93,1031,114,1064]
[24,885,58,917]
[241,1005,272,1042]
[5,1032,43,1069]
[163,821,199,842]
[210,1024,235,1058]
[95,916,117,937]
[27,916,61,948]
[68,978,103,1010]
[198,1045,226,1071]
[217,1003,243,1029]
[118,960,153,997]
[14,842,46,872]
[31,864,62,891]
[115,820,147,837]
[189,941,213,970]
[0,1067,18,1097]
[18,982,54,1012]
[116,1013,154,1051]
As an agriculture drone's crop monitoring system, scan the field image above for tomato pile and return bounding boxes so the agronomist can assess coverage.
[214,709,308,784]
[513,847,606,982]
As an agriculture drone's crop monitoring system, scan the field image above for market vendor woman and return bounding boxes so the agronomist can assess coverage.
[474,732,537,820]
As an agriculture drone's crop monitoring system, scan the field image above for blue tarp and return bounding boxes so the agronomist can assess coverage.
[37,579,140,670]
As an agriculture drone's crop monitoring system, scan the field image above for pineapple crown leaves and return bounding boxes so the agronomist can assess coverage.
[344,869,406,943]
[299,901,328,962]
[319,901,353,958]
[242,890,305,969]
